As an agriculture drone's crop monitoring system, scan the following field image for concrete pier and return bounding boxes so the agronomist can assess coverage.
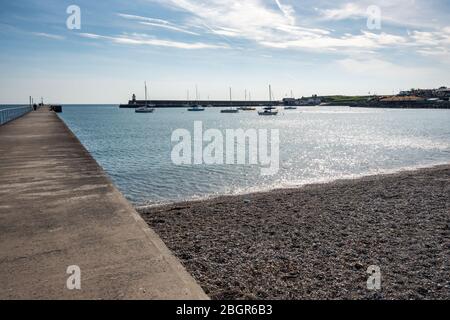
[0,108,208,300]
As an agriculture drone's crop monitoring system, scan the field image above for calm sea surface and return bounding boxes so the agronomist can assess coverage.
[59,105,450,206]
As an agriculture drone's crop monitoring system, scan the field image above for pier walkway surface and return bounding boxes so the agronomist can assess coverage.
[0,108,208,300]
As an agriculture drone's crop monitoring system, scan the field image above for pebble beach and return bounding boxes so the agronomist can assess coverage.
[139,165,450,300]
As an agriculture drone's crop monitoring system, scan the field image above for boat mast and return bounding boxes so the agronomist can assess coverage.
[196,85,199,104]
[269,85,272,104]
[144,81,148,107]
[229,87,232,107]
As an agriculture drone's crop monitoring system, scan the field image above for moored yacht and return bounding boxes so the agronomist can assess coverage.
[258,85,279,116]
[136,82,155,113]
[135,106,155,113]
[258,106,279,116]
[221,87,239,113]
[188,105,205,111]
[239,106,256,111]
[188,85,205,111]
[221,108,239,113]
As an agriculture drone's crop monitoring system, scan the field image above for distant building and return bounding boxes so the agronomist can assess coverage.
[282,95,322,106]
[411,89,434,98]
[307,95,322,105]
[397,87,449,99]
[435,87,450,99]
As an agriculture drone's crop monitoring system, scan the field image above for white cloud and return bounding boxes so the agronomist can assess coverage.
[157,0,330,45]
[409,29,450,62]
[79,32,227,49]
[107,1,450,57]
[336,57,436,78]
[118,13,200,36]
[153,0,419,53]
[319,0,448,30]
[260,31,407,50]
[411,30,450,46]
[140,22,200,36]
[274,0,296,25]
[32,32,65,40]
[208,26,242,38]
[320,3,365,21]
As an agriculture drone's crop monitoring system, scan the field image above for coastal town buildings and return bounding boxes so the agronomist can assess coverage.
[282,95,322,106]
[398,87,449,100]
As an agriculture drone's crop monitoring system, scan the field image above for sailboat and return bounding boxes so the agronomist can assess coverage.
[206,95,213,108]
[188,85,205,111]
[284,90,297,110]
[239,90,256,111]
[221,87,239,113]
[135,82,155,113]
[258,85,278,116]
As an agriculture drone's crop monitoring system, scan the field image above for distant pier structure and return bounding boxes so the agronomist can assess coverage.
[120,94,282,108]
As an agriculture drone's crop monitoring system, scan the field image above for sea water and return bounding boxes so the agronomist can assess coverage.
[59,105,450,206]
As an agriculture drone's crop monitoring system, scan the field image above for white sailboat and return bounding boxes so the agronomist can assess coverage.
[135,82,155,113]
[240,96,256,110]
[239,89,256,111]
[258,85,278,116]
[284,90,298,110]
[221,87,239,113]
[188,85,205,111]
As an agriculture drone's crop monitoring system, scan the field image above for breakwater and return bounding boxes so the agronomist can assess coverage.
[120,99,283,108]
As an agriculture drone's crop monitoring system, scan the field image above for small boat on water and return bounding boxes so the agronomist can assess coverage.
[221,108,239,113]
[188,105,205,111]
[188,85,205,111]
[221,87,239,114]
[284,106,297,110]
[258,85,278,116]
[259,106,279,116]
[136,82,155,113]
[239,90,256,110]
[135,106,155,113]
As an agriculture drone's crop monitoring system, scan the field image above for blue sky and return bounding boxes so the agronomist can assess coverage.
[0,0,449,103]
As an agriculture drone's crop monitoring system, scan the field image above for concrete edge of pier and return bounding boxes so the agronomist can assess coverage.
[0,108,209,300]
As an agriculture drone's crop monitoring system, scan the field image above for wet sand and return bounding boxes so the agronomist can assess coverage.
[139,165,450,300]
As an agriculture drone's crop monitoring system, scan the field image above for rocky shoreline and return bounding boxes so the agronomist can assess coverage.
[139,165,450,300]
